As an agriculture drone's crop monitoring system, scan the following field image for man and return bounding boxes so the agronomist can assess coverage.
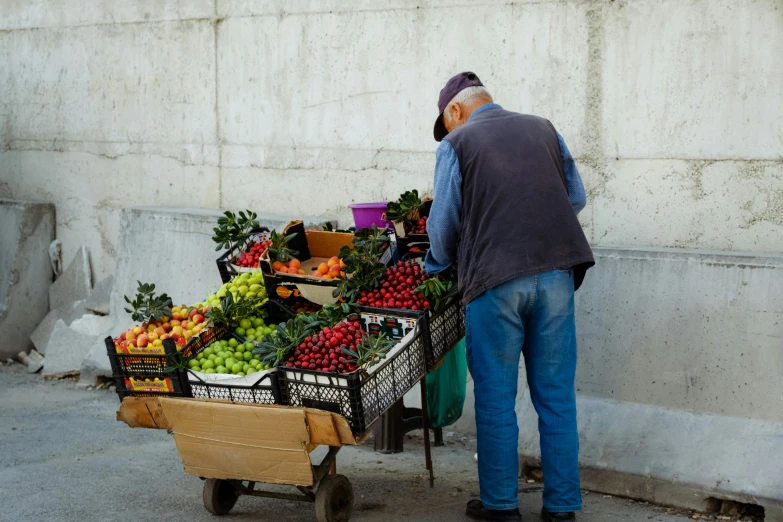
[425,72,594,522]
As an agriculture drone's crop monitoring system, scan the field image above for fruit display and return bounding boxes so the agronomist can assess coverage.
[386,189,429,237]
[271,257,306,275]
[189,337,270,376]
[233,316,276,342]
[201,270,268,310]
[115,282,210,353]
[233,238,271,268]
[114,304,210,353]
[281,319,395,374]
[409,216,428,235]
[356,260,429,310]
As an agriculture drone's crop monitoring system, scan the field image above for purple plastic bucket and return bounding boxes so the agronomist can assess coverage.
[349,202,394,230]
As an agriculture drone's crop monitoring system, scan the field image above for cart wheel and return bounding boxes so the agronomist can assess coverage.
[315,474,354,522]
[203,478,239,516]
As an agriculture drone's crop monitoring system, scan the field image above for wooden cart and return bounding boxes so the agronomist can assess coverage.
[118,397,387,521]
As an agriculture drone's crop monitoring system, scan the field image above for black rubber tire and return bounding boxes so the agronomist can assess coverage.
[202,478,239,516]
[315,474,354,522]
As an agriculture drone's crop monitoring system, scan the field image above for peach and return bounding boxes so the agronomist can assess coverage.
[272,261,285,271]
[299,269,305,275]
[289,258,301,269]
[125,330,137,341]
[136,334,149,348]
[329,264,342,274]
[317,263,329,274]
[288,267,300,274]
[327,257,339,267]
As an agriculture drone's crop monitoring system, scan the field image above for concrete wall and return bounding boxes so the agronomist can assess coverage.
[0,199,55,359]
[1,0,781,280]
[453,247,783,518]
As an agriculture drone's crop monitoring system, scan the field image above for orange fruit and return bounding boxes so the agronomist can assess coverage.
[272,261,284,271]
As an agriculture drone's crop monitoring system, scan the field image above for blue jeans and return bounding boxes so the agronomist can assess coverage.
[465,270,581,512]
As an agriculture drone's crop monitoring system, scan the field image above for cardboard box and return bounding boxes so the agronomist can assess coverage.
[116,397,364,487]
[260,221,355,307]
[261,220,391,308]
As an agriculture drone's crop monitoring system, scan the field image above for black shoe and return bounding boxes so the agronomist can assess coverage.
[466,499,522,521]
[540,507,575,521]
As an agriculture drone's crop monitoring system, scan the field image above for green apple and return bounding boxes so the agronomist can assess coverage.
[205,368,217,374]
[202,360,215,370]
[228,338,238,348]
[243,351,253,361]
[217,366,228,374]
[231,363,243,374]
[239,318,252,329]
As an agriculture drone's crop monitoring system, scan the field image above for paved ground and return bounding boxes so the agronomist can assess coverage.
[0,364,706,522]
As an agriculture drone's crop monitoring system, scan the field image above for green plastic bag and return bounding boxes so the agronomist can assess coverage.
[426,337,468,428]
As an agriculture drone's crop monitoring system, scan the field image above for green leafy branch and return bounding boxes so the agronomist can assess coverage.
[341,333,395,372]
[252,314,323,367]
[206,292,266,327]
[386,189,423,223]
[415,274,459,312]
[332,225,389,302]
[267,230,299,263]
[212,210,260,252]
[123,281,172,324]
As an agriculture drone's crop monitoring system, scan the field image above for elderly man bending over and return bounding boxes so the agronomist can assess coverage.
[425,72,594,522]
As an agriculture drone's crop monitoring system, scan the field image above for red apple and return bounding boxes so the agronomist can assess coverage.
[136,334,149,348]
[189,309,199,319]
[192,314,205,324]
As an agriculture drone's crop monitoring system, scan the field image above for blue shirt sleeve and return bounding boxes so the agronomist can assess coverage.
[557,132,587,215]
[424,141,462,274]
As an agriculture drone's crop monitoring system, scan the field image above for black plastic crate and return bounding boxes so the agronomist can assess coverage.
[216,227,270,284]
[356,298,464,370]
[186,369,281,405]
[423,299,465,368]
[105,323,230,400]
[278,326,426,435]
